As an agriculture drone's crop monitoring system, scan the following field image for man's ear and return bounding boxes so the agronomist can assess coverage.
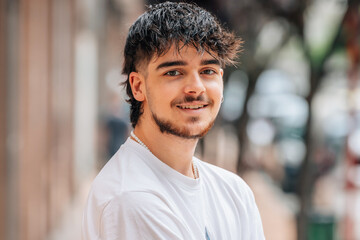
[129,72,145,101]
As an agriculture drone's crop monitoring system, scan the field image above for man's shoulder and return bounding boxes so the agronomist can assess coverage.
[197,159,243,182]
[197,159,252,193]
[88,139,161,206]
[105,190,169,213]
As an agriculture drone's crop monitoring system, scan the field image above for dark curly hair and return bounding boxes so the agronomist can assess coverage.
[122,1,242,128]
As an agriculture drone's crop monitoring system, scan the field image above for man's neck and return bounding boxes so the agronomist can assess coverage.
[133,122,198,178]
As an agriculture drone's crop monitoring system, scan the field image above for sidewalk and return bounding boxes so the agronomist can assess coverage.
[243,170,298,240]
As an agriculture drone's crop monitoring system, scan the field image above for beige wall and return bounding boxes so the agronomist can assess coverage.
[1,0,75,239]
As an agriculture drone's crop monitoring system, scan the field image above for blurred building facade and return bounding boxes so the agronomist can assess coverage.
[0,0,142,239]
[1,1,76,239]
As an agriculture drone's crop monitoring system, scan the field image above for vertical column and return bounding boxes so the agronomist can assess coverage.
[48,0,75,230]
[18,0,51,239]
[73,0,99,187]
[0,0,6,239]
[5,0,21,238]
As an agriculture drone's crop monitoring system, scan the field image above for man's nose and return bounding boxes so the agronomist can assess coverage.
[184,72,205,95]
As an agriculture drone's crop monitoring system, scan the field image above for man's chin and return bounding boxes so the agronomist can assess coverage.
[160,125,208,140]
[152,114,214,139]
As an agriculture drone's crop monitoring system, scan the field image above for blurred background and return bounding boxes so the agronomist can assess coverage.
[1,0,360,239]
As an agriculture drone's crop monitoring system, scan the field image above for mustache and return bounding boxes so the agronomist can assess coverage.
[171,95,213,106]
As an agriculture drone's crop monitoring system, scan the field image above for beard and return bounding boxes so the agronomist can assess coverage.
[152,112,215,139]
[151,95,215,139]
[148,94,218,139]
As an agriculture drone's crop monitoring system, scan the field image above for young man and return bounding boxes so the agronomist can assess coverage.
[82,2,265,239]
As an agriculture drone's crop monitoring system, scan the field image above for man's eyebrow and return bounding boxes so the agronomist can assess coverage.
[201,59,220,66]
[155,59,220,70]
[156,61,186,70]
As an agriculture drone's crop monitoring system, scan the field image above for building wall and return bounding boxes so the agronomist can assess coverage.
[1,0,76,239]
[0,0,146,239]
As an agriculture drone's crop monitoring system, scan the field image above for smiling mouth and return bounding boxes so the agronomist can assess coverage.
[177,104,207,110]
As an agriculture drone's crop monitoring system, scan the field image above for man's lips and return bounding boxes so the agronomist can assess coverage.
[175,102,209,110]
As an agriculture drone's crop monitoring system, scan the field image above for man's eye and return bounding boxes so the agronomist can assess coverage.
[165,70,181,76]
[202,69,216,75]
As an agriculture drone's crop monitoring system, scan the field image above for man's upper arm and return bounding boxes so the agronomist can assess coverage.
[100,191,191,240]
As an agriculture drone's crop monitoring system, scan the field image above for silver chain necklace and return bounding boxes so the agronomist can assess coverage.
[130,131,199,179]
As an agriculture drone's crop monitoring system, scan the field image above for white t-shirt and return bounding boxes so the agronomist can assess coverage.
[82,138,265,240]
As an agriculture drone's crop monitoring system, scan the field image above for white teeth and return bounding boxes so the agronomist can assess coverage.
[179,105,204,109]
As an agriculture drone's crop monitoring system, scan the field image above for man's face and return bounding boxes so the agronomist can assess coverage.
[133,45,224,139]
